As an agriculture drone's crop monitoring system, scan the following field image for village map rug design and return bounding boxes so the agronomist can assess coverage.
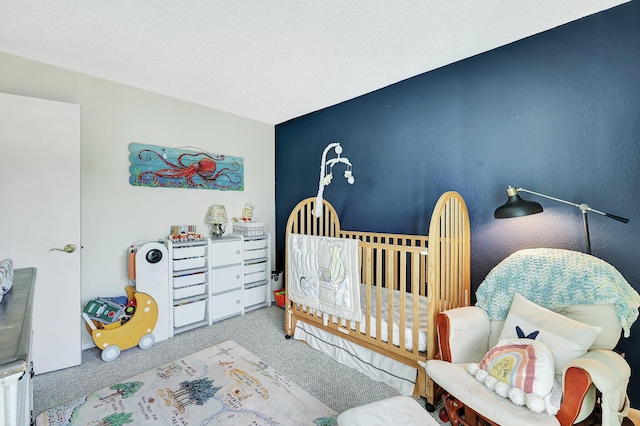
[36,340,337,425]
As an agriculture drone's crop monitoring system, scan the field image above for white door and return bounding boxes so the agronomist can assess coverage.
[0,92,82,374]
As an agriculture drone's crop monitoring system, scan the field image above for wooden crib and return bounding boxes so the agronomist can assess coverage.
[284,191,471,406]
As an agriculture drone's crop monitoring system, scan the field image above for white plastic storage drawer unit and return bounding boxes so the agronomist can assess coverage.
[240,234,271,313]
[169,239,209,334]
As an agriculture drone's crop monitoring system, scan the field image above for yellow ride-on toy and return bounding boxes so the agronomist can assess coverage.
[83,286,158,362]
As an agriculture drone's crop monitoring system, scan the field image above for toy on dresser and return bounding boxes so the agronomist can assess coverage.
[232,202,265,237]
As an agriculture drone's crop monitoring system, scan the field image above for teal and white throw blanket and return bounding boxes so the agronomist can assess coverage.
[476,248,640,337]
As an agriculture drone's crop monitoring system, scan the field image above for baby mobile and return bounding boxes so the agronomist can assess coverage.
[314,142,355,217]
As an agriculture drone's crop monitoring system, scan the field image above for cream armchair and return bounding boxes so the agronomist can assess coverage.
[424,248,639,426]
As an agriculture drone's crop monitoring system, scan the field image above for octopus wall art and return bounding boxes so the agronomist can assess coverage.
[129,143,243,191]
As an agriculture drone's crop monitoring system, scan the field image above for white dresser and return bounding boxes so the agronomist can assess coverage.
[0,267,36,426]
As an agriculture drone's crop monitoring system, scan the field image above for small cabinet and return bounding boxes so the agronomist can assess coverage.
[168,240,209,335]
[209,236,244,322]
[241,234,271,313]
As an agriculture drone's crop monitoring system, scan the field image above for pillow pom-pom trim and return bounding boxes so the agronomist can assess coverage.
[494,381,510,398]
[525,393,546,414]
[484,376,498,391]
[475,369,488,384]
[508,387,526,406]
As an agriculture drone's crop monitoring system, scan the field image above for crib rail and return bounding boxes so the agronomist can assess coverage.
[287,237,427,355]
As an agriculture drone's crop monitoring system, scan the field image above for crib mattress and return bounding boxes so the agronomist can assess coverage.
[355,284,429,352]
[302,284,428,351]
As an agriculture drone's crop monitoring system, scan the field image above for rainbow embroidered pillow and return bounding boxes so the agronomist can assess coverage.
[468,338,556,413]
[478,338,555,397]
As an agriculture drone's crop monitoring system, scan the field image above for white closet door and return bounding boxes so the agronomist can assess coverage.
[0,92,82,374]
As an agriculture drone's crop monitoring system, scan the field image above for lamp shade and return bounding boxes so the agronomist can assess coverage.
[206,205,228,224]
[494,187,543,219]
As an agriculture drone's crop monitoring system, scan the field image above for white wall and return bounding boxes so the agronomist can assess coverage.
[0,52,275,348]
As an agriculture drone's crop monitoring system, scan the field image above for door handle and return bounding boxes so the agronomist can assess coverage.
[50,244,77,253]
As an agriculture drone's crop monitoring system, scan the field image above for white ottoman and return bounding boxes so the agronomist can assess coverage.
[337,396,439,426]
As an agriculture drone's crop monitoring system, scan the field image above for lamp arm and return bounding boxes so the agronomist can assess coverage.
[517,188,579,208]
[517,188,629,223]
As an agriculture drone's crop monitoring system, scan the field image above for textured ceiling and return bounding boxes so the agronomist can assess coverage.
[0,1,629,125]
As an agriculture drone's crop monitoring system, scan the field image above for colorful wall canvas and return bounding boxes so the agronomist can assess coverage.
[129,143,243,191]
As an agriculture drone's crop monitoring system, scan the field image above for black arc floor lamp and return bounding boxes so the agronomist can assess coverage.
[494,186,629,255]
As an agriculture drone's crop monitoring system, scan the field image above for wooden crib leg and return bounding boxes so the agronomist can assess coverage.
[285,308,297,337]
[414,368,426,399]
[415,367,437,411]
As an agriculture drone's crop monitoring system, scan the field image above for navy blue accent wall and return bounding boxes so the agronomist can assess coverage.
[276,2,640,402]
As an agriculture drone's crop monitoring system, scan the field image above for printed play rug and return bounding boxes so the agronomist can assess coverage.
[36,340,337,425]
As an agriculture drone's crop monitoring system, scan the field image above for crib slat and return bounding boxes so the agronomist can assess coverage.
[399,249,407,351]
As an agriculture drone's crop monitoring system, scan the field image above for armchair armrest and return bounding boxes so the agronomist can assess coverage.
[437,306,490,364]
[558,350,631,426]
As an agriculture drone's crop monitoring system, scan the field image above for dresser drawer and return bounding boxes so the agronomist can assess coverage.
[173,257,206,271]
[173,245,206,260]
[245,248,267,261]
[244,261,266,275]
[245,239,267,251]
[173,299,207,328]
[244,260,267,284]
[210,240,243,267]
[211,289,242,321]
[210,265,243,293]
[173,272,206,288]
[244,283,267,307]
[173,283,206,300]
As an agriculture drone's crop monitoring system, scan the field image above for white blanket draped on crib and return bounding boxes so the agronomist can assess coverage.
[287,233,362,322]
